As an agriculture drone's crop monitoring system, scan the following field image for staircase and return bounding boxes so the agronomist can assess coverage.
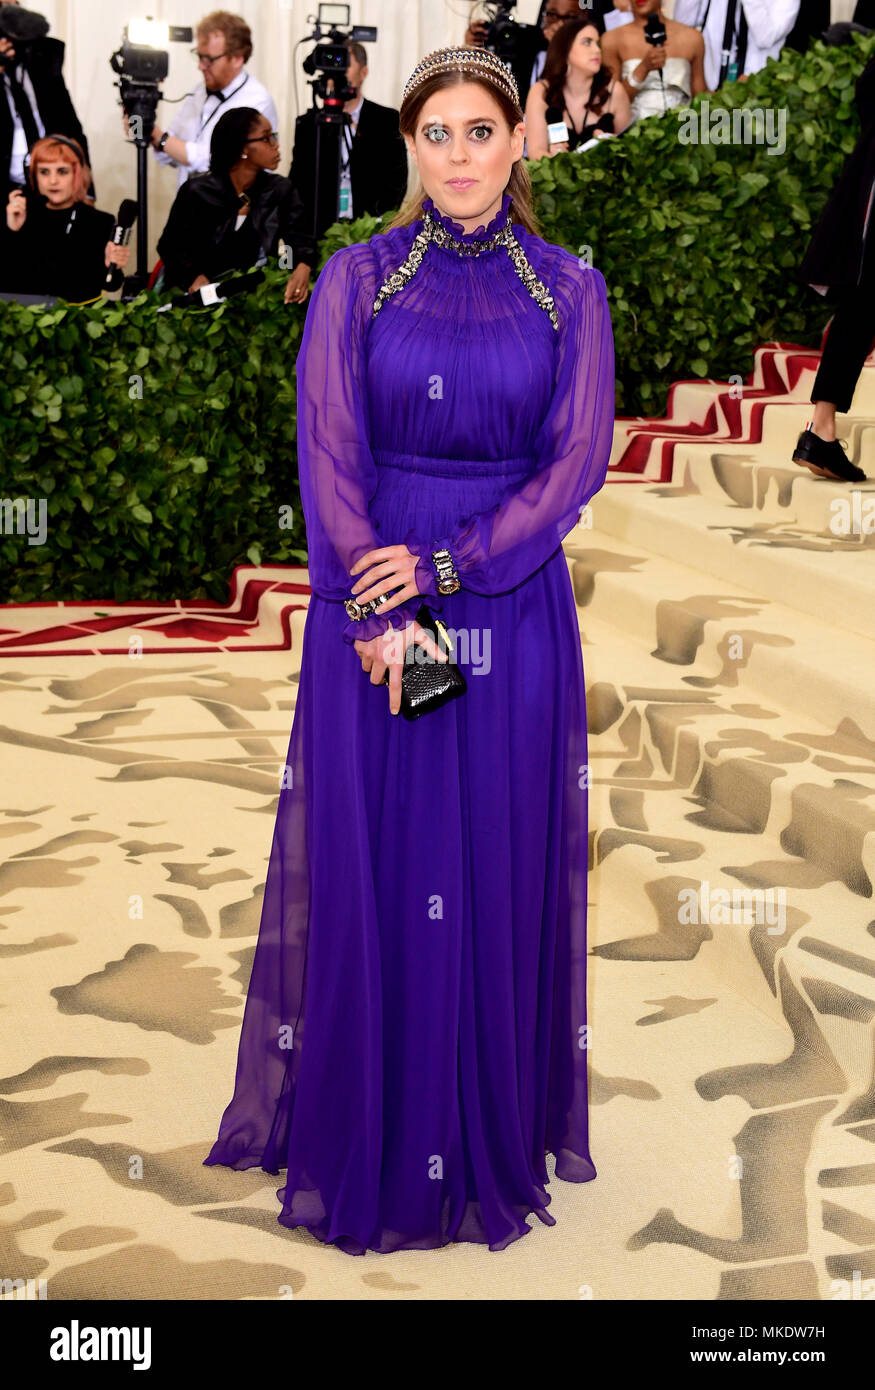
[574,343,875,1296]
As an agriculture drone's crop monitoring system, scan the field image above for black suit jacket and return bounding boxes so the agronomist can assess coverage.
[785,0,832,51]
[288,96,408,241]
[0,36,89,190]
[157,168,317,291]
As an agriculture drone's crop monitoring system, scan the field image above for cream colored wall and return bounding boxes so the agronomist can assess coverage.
[30,0,857,267]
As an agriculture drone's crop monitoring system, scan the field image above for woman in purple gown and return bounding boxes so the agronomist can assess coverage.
[204,45,615,1254]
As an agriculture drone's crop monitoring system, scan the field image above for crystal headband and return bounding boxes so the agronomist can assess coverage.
[401,46,520,110]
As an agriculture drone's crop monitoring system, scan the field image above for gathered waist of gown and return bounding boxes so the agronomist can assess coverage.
[369,448,537,543]
[372,447,534,481]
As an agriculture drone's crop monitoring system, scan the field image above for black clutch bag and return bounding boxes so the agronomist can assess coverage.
[380,604,467,721]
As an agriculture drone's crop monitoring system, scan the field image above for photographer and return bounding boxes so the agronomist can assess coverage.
[0,0,90,194]
[157,107,315,304]
[464,0,585,100]
[288,39,407,240]
[147,10,277,189]
[1,134,128,301]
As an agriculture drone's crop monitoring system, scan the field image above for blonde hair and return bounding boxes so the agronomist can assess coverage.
[385,66,541,237]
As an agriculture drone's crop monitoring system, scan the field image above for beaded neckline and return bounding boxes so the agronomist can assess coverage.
[420,192,514,250]
[372,191,559,330]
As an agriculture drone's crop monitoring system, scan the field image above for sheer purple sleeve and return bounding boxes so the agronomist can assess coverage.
[295,244,426,646]
[406,260,615,599]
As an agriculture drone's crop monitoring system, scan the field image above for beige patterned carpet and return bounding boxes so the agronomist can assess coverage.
[1,342,874,1300]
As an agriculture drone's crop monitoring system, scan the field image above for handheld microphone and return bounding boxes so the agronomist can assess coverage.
[157,266,265,312]
[644,12,668,104]
[644,13,668,48]
[104,198,138,292]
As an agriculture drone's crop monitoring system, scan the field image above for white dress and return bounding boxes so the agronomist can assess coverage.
[622,56,692,121]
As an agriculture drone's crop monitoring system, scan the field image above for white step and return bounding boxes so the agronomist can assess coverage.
[587,486,875,641]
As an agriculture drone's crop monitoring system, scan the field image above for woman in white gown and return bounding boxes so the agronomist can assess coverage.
[601,0,707,122]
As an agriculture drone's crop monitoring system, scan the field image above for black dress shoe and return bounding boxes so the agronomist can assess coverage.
[792,428,867,483]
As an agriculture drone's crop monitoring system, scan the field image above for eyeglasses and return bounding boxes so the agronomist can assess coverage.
[191,49,231,66]
[543,8,572,21]
[246,131,280,145]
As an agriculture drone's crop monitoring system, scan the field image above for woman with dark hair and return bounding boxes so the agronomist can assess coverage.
[2,135,129,302]
[525,12,631,158]
[205,46,615,1254]
[792,54,874,483]
[156,107,315,302]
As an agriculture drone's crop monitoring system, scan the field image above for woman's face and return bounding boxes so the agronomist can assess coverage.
[35,159,77,208]
[244,114,281,172]
[568,27,603,78]
[405,82,524,232]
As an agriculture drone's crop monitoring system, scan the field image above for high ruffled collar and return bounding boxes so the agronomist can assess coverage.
[420,191,513,246]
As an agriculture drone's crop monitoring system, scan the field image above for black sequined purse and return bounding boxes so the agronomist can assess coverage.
[380,604,467,721]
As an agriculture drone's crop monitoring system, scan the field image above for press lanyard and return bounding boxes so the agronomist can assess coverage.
[695,0,744,85]
[719,0,742,84]
[338,113,357,217]
[197,72,249,136]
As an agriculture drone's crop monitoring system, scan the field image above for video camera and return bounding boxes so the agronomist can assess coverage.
[0,4,49,67]
[109,19,193,297]
[110,18,193,146]
[302,3,376,109]
[479,0,540,69]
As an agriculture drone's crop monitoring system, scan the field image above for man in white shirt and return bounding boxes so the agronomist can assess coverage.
[672,0,801,89]
[148,10,277,187]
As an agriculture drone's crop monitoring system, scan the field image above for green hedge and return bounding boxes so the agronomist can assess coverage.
[521,31,875,415]
[1,32,872,604]
[1,269,308,602]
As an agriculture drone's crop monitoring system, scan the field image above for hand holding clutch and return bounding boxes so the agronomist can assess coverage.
[353,608,466,719]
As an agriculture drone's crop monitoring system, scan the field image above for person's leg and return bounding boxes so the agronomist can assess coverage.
[793,233,875,481]
[810,291,875,424]
[811,400,837,440]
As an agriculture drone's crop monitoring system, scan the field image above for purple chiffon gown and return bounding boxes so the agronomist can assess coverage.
[204,191,616,1254]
